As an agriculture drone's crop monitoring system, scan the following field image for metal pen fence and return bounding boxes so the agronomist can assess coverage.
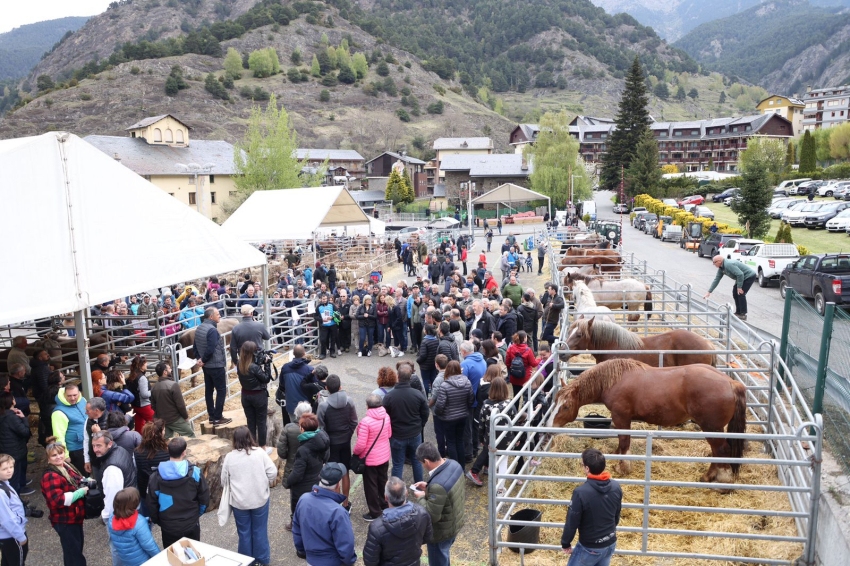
[488,242,823,565]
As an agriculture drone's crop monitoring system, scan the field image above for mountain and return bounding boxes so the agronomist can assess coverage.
[674,0,850,94]
[0,0,737,156]
[590,0,850,41]
[0,17,90,80]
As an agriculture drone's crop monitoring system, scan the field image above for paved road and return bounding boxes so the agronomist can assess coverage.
[592,190,786,339]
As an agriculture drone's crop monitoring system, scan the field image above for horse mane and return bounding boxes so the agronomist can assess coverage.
[569,358,650,402]
[567,272,602,285]
[578,318,643,350]
[573,281,596,308]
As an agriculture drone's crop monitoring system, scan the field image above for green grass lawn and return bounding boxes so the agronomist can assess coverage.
[704,199,850,254]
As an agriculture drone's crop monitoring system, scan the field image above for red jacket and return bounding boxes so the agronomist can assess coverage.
[505,343,538,386]
[479,253,487,268]
[484,277,498,293]
[41,464,86,526]
[461,249,468,262]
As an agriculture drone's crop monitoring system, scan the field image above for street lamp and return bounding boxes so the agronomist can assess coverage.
[176,162,215,218]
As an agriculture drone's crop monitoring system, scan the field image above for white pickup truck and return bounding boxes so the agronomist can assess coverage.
[734,243,800,287]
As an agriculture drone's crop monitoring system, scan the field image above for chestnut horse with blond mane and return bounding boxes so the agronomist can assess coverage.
[548,358,747,484]
[567,317,716,367]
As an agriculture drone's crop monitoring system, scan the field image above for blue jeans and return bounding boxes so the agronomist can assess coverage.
[233,499,271,565]
[359,327,374,355]
[420,368,437,396]
[567,542,616,566]
[426,537,455,566]
[391,435,424,483]
[377,322,389,345]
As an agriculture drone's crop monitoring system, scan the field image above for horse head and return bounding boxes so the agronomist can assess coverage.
[567,317,593,351]
[548,385,579,427]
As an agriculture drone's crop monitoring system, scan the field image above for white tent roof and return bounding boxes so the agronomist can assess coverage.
[0,132,267,326]
[471,183,549,205]
[222,186,371,242]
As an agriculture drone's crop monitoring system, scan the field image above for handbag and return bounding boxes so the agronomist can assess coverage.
[218,477,232,526]
[350,418,385,475]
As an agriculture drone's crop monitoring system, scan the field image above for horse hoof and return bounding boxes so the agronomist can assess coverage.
[616,461,631,476]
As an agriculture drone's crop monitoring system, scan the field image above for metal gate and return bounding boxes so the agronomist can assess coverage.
[488,245,823,565]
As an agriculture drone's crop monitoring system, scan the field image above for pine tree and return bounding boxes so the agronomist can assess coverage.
[600,57,650,191]
[675,85,686,101]
[785,140,796,168]
[719,91,727,104]
[311,55,321,77]
[401,169,415,202]
[625,129,662,197]
[799,130,817,173]
[385,169,405,204]
[653,81,669,100]
[732,157,772,239]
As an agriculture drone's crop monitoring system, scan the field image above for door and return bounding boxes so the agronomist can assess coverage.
[743,245,760,270]
[787,256,817,296]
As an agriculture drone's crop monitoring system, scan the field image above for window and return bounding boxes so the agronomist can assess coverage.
[153,128,162,142]
[131,132,136,138]
[586,134,593,139]
[674,131,682,136]
[189,192,197,205]
[165,129,173,143]
[600,134,607,139]
[210,192,216,204]
[188,175,196,185]
[769,100,774,105]
[692,130,699,135]
[176,130,184,144]
[209,175,215,184]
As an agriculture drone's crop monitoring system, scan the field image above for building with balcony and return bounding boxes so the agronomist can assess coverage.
[802,85,850,131]
[757,94,805,136]
[432,137,494,185]
[364,151,428,197]
[295,149,365,182]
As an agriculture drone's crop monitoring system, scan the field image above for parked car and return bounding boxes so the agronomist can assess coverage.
[817,182,843,197]
[633,211,654,229]
[794,180,822,196]
[643,216,659,235]
[773,188,788,197]
[692,205,715,220]
[682,203,698,213]
[826,209,850,232]
[720,238,764,260]
[780,254,850,314]
[723,195,741,207]
[833,184,850,200]
[613,203,629,214]
[776,178,812,195]
[783,202,826,226]
[735,243,800,287]
[697,233,744,258]
[769,198,804,219]
[632,207,648,214]
[653,216,673,239]
[711,188,740,203]
[804,201,850,229]
[661,198,679,208]
[678,195,705,207]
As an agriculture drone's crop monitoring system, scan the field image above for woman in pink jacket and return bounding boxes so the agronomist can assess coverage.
[353,394,392,521]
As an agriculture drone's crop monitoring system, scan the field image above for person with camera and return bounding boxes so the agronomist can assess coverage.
[236,341,272,451]
[40,438,87,566]
[230,305,270,366]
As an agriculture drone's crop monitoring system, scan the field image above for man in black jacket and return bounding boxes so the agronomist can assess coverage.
[436,322,459,362]
[363,476,432,566]
[561,448,622,566]
[542,283,565,346]
[230,305,271,364]
[147,437,211,548]
[317,375,358,512]
[416,324,440,395]
[383,367,429,483]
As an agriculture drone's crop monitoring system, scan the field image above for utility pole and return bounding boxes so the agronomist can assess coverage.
[619,165,625,248]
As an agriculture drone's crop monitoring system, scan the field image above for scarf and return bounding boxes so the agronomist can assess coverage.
[50,462,82,489]
[298,430,319,443]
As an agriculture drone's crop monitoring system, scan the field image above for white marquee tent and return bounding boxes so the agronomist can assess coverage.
[222,186,372,242]
[0,132,267,393]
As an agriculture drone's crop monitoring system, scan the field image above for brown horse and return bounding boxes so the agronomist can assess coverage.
[548,358,747,483]
[566,317,716,367]
[565,247,621,258]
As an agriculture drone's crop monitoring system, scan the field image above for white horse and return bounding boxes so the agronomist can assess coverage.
[572,280,615,323]
[564,272,653,322]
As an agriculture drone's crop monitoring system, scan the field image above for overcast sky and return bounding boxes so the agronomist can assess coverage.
[3,1,112,33]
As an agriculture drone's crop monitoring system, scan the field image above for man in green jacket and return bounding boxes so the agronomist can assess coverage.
[412,442,465,566]
[703,255,757,320]
[501,275,524,308]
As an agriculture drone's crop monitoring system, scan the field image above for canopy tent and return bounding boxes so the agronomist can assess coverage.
[316,215,386,238]
[471,183,551,219]
[222,186,372,242]
[0,132,267,397]
[0,132,267,327]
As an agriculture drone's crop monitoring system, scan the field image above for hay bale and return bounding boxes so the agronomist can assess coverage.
[496,407,802,565]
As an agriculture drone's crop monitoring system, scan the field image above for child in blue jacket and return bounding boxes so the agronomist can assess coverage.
[0,454,28,566]
[108,487,160,566]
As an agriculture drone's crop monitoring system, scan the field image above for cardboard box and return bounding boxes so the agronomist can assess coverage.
[166,539,205,566]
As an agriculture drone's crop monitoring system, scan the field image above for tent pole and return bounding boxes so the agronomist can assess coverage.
[74,310,93,399]
[262,263,272,350]
[547,197,551,223]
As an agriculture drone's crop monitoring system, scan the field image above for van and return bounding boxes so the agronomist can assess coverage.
[776,178,812,195]
[580,201,597,221]
[554,210,567,225]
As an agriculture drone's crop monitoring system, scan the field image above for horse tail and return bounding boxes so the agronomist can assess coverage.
[726,381,747,476]
[644,287,653,319]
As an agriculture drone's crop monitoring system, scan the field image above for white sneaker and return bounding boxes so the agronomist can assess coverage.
[389,346,398,357]
[367,351,372,357]
[358,352,362,357]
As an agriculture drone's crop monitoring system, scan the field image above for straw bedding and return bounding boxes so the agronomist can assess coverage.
[496,405,803,565]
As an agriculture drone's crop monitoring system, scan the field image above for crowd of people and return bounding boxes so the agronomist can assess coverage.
[0,231,624,566]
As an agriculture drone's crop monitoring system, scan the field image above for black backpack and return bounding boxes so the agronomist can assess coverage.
[514,308,525,333]
[509,354,526,380]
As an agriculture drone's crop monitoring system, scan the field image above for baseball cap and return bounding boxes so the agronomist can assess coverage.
[319,462,346,486]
